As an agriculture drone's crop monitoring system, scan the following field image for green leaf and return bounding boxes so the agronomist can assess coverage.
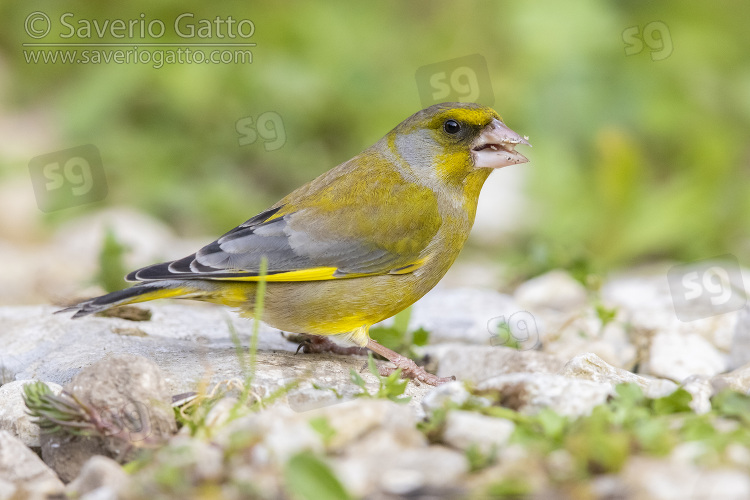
[537,408,568,440]
[368,326,403,352]
[712,390,750,424]
[614,383,645,406]
[595,303,618,328]
[284,451,351,500]
[411,328,430,347]
[349,369,366,389]
[652,388,693,415]
[95,226,130,293]
[392,307,412,335]
[309,417,336,446]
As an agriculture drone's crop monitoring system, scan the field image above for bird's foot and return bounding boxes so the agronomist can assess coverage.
[378,357,455,386]
[365,339,455,386]
[290,333,369,356]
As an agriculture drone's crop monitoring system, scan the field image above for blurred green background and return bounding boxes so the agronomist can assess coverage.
[1,0,749,290]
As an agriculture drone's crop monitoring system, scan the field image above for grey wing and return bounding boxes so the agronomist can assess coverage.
[126,207,417,282]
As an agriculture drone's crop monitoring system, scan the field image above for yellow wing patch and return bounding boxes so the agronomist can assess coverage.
[212,267,343,282]
[209,259,428,282]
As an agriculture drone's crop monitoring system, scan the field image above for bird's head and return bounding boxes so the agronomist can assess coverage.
[385,102,531,186]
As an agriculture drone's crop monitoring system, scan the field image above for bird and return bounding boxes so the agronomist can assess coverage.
[60,102,531,386]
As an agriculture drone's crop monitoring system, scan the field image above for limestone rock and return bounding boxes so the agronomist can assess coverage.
[560,352,678,398]
[433,345,565,383]
[476,373,612,417]
[0,380,63,448]
[514,270,588,312]
[41,354,176,482]
[0,431,64,494]
[442,410,515,454]
[66,456,129,498]
[645,331,727,381]
[409,288,521,345]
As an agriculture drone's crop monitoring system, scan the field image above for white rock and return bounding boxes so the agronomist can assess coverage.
[421,381,473,413]
[442,410,515,454]
[540,313,638,370]
[680,375,713,414]
[514,270,588,312]
[0,431,63,494]
[476,373,613,417]
[0,478,16,500]
[433,345,565,383]
[215,406,323,466]
[560,353,678,399]
[602,271,740,353]
[0,380,63,448]
[409,288,522,344]
[730,306,750,369]
[66,456,129,498]
[622,457,750,500]
[646,331,727,381]
[332,446,468,498]
[712,362,750,393]
[310,399,423,453]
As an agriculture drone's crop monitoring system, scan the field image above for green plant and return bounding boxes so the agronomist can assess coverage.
[369,307,430,357]
[349,353,410,404]
[284,451,351,500]
[94,226,131,293]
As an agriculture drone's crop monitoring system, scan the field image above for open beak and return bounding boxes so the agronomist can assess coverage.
[471,118,532,169]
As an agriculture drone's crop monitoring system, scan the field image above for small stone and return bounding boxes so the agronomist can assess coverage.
[712,361,750,393]
[41,354,176,482]
[66,456,129,498]
[214,406,323,466]
[409,288,522,344]
[332,445,468,498]
[0,380,63,448]
[433,345,565,383]
[476,373,612,417]
[622,457,750,500]
[541,314,638,370]
[729,306,750,369]
[442,410,514,455]
[312,399,423,453]
[560,353,678,398]
[421,381,473,413]
[680,375,713,414]
[0,478,16,500]
[514,270,588,312]
[602,271,740,354]
[41,435,111,484]
[0,430,64,494]
[645,331,727,381]
[65,354,176,448]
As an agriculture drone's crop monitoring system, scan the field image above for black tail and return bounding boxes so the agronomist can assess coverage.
[56,283,170,318]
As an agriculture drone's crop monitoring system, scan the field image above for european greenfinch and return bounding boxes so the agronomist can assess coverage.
[62,102,531,385]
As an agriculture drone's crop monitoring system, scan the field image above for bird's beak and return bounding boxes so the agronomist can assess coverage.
[471,118,532,169]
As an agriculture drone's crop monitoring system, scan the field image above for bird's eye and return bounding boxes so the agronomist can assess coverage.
[443,119,461,134]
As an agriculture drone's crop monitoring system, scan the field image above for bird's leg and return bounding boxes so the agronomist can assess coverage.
[291,333,369,356]
[365,339,455,386]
